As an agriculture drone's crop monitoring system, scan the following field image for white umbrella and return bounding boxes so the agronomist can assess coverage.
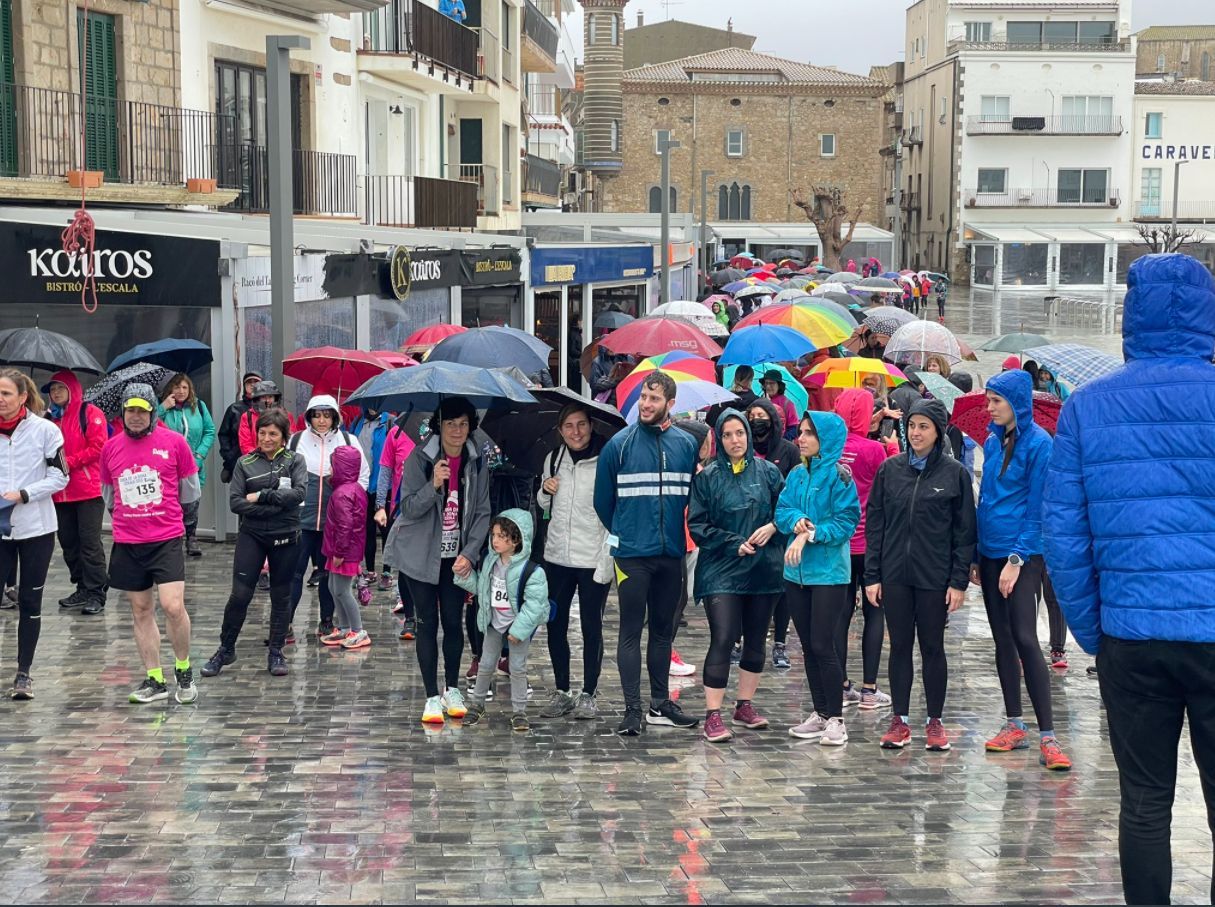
[811,282,850,296]
[650,300,729,338]
[774,288,811,304]
[884,320,964,368]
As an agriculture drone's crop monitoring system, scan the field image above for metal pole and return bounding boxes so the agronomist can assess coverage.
[1171,159,1188,240]
[267,35,310,389]
[892,139,903,270]
[700,168,714,296]
[659,137,681,308]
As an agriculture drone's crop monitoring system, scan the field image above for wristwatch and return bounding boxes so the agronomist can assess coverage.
[1007,554,1025,568]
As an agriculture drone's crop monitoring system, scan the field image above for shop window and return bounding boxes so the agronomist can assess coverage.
[973,244,996,286]
[1002,243,1049,286]
[1059,243,1105,285]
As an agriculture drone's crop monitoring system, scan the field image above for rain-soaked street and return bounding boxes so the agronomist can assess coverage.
[0,290,1209,905]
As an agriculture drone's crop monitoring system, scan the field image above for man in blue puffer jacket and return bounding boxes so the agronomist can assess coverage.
[594,371,699,737]
[1043,253,1215,907]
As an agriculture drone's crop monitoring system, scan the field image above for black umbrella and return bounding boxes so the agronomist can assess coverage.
[427,327,550,375]
[0,326,104,375]
[710,268,745,287]
[108,338,213,374]
[593,310,635,331]
[480,387,626,476]
[84,362,176,418]
[769,248,802,261]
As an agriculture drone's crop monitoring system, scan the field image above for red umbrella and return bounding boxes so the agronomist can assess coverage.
[950,390,1062,444]
[598,315,723,360]
[402,323,467,354]
[730,254,758,269]
[370,350,418,368]
[283,347,391,402]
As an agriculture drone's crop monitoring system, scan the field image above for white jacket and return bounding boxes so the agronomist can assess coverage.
[0,413,68,540]
[536,443,607,569]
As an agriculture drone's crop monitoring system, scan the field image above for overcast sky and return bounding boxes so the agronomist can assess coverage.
[568,0,1211,73]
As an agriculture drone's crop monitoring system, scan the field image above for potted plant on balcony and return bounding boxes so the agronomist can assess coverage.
[186,178,217,194]
[66,169,104,189]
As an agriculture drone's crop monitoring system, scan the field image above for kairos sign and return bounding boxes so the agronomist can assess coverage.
[28,248,154,280]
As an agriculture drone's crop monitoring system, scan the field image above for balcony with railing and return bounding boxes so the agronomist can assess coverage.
[964,188,1121,208]
[360,0,479,87]
[902,191,920,210]
[948,39,1130,54]
[222,146,359,216]
[527,86,561,118]
[363,174,479,229]
[903,126,923,146]
[455,163,500,215]
[1135,199,1215,222]
[966,115,1123,136]
[522,0,559,73]
[474,27,501,84]
[0,82,240,205]
[521,153,560,209]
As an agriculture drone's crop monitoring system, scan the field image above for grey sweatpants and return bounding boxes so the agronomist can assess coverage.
[329,573,364,633]
[471,624,530,712]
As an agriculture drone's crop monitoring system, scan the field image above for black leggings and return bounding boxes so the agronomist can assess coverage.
[363,491,388,573]
[838,552,884,687]
[882,584,949,719]
[786,582,851,719]
[980,555,1054,729]
[545,563,610,695]
[772,592,790,645]
[466,599,483,660]
[403,559,467,697]
[395,572,415,620]
[220,530,297,652]
[1041,570,1067,651]
[0,532,54,675]
[290,529,334,625]
[615,556,682,710]
[703,593,777,689]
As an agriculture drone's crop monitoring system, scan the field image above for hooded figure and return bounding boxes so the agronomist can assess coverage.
[291,394,370,532]
[688,409,785,599]
[775,411,861,586]
[453,508,550,641]
[43,370,106,505]
[761,370,799,440]
[121,383,159,437]
[219,370,262,480]
[238,380,290,456]
[746,397,799,476]
[321,445,368,572]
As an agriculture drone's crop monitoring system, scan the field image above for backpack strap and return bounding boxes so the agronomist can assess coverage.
[288,432,301,452]
[516,560,539,614]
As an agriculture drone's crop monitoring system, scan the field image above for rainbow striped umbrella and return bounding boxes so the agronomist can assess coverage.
[614,351,717,415]
[805,357,908,389]
[734,303,853,348]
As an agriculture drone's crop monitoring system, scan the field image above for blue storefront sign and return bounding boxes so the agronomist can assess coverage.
[531,246,654,286]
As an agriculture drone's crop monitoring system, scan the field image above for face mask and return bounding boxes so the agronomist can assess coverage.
[749,419,772,440]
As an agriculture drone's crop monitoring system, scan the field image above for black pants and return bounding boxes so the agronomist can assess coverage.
[1041,570,1068,651]
[290,529,334,626]
[786,581,850,719]
[0,533,55,675]
[979,555,1053,729]
[54,497,107,596]
[703,593,777,689]
[883,584,949,719]
[616,556,682,710]
[220,529,297,652]
[838,552,884,687]
[182,499,199,537]
[1100,637,1215,906]
[466,599,483,660]
[403,559,467,697]
[363,491,389,573]
[772,592,790,645]
[546,563,610,695]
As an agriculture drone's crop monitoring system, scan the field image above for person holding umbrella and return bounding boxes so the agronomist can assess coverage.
[159,374,216,558]
[536,402,611,722]
[0,370,68,699]
[43,371,109,616]
[218,372,262,483]
[761,371,798,441]
[385,397,491,725]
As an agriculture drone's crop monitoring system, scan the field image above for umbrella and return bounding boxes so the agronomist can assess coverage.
[593,310,635,331]
[951,390,1062,444]
[734,284,779,301]
[723,363,809,415]
[721,280,755,295]
[650,300,729,338]
[881,272,902,279]
[428,326,551,375]
[402,323,467,355]
[106,338,212,375]
[283,347,392,401]
[710,268,746,287]
[1021,343,1122,387]
[813,295,863,320]
[480,388,625,475]
[811,282,851,296]
[745,267,768,276]
[483,325,555,368]
[769,248,802,261]
[701,294,733,311]
[863,306,919,338]
[0,326,105,375]
[719,324,819,366]
[620,373,735,424]
[884,321,965,369]
[370,350,418,369]
[980,333,1052,354]
[805,358,907,389]
[826,272,862,284]
[920,271,950,283]
[787,276,814,288]
[84,362,175,417]
[853,277,904,295]
[774,288,811,304]
[615,352,719,416]
[346,361,537,413]
[735,303,853,348]
[919,372,965,414]
[599,316,723,360]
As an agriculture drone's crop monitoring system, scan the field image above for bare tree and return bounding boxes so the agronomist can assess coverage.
[790,186,864,271]
[1135,222,1207,254]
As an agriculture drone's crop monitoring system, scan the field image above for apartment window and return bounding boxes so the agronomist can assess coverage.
[1156,53,1166,72]
[1145,112,1163,139]
[820,133,836,157]
[1078,22,1116,44]
[1007,22,1042,45]
[654,128,672,154]
[977,168,1007,194]
[726,129,744,157]
[1044,22,1078,44]
[1058,168,1108,204]
[648,186,677,213]
[502,124,514,203]
[1140,167,1162,217]
[964,21,991,42]
[718,182,752,220]
[1062,95,1113,130]
[980,95,1010,122]
[610,120,620,152]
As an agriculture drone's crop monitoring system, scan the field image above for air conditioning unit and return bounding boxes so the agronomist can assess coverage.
[1017,191,1034,203]
[1109,197,1119,207]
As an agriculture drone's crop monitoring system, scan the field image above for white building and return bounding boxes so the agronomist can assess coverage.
[903,0,1139,289]
[522,0,577,210]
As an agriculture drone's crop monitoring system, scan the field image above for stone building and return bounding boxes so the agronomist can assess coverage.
[1136,25,1215,80]
[602,48,886,229]
[623,14,755,70]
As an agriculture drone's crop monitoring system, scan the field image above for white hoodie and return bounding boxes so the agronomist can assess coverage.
[290,395,369,531]
[0,412,68,540]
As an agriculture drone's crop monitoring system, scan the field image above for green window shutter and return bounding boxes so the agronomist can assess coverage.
[0,0,15,176]
[77,10,119,179]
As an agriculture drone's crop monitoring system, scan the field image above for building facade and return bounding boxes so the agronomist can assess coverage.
[1136,25,1215,80]
[623,15,755,70]
[522,0,576,210]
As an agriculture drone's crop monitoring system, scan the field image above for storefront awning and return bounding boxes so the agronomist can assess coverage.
[965,225,1053,243]
[1032,227,1116,243]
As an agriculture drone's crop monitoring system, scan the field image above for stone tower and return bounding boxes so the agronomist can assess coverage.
[578,0,629,177]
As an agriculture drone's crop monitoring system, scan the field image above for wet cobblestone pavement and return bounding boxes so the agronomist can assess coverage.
[1,293,1209,904]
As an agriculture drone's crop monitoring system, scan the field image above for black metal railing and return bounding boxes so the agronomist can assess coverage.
[0,81,237,186]
[523,0,559,59]
[966,115,1123,135]
[524,153,561,200]
[964,188,1121,208]
[222,145,359,216]
[363,174,478,229]
[902,191,920,210]
[949,39,1130,54]
[363,0,479,79]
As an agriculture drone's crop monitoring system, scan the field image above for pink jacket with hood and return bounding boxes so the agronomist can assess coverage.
[834,389,897,555]
[45,370,107,503]
[321,444,368,564]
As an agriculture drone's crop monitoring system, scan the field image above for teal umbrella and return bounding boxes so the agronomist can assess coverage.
[980,333,1051,354]
[920,372,965,415]
[722,362,808,416]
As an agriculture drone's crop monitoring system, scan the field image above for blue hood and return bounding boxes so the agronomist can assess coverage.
[1123,253,1215,362]
[985,369,1034,442]
[806,410,847,468]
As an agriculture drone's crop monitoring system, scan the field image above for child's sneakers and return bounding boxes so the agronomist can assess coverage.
[320,628,348,647]
[341,630,371,649]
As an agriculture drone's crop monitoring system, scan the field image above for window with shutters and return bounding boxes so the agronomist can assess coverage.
[77,9,119,180]
[648,185,676,213]
[0,0,15,177]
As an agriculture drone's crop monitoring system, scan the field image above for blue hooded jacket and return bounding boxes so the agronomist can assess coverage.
[976,369,1051,560]
[1043,253,1215,653]
[775,411,861,586]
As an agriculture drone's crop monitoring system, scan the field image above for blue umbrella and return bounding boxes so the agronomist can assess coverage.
[722,362,809,416]
[482,325,554,362]
[427,326,550,375]
[719,324,818,366]
[881,271,902,279]
[346,361,536,413]
[721,280,753,295]
[108,338,212,374]
[1020,343,1121,387]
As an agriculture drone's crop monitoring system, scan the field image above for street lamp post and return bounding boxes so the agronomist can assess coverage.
[700,168,714,295]
[1171,159,1190,241]
[658,136,681,309]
